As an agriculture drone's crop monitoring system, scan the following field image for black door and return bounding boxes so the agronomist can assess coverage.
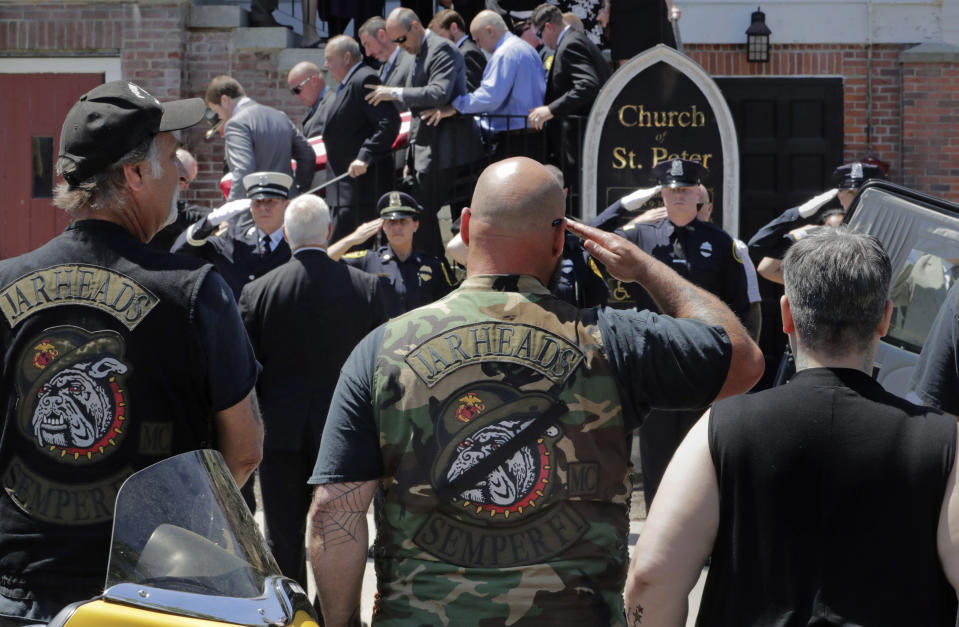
[716,77,844,388]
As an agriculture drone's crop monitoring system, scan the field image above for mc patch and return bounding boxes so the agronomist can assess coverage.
[15,326,131,464]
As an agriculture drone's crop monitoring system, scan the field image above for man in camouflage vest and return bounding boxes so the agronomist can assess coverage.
[307,157,764,626]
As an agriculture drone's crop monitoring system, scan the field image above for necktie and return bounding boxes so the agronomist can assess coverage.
[380,61,391,80]
[261,234,272,256]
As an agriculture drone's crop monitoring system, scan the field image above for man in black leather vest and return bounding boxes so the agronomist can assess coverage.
[626,229,959,626]
[0,81,263,624]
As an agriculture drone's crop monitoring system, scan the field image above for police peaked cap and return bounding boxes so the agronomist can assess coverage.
[59,81,206,186]
[831,162,885,190]
[243,172,294,199]
[377,191,422,220]
[651,158,707,188]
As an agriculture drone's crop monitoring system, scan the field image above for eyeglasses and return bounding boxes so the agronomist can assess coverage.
[290,76,312,95]
[392,29,410,44]
[534,25,544,39]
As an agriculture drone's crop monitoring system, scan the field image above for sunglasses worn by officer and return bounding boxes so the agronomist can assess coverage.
[392,28,411,44]
[290,76,313,95]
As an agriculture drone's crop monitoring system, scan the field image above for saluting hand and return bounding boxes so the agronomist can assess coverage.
[565,220,650,284]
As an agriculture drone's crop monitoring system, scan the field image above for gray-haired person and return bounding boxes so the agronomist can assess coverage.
[0,81,262,623]
[626,228,959,627]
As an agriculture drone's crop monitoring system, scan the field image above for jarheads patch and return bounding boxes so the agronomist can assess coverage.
[414,381,588,568]
[15,326,131,463]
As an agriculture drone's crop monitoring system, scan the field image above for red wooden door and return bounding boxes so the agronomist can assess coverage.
[0,73,103,259]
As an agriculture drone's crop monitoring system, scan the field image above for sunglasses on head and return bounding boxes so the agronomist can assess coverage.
[290,76,312,95]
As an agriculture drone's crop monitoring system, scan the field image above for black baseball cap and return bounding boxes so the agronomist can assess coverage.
[651,158,707,188]
[58,81,206,186]
[377,191,422,220]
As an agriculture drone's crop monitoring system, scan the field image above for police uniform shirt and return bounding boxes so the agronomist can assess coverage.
[341,245,454,316]
[172,220,291,299]
[310,277,732,483]
[617,218,750,319]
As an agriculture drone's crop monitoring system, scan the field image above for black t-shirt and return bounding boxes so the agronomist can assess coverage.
[310,305,730,485]
[912,280,959,414]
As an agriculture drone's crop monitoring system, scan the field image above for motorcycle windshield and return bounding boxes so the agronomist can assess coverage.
[105,450,280,598]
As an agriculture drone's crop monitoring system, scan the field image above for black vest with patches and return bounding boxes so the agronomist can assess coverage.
[0,220,217,599]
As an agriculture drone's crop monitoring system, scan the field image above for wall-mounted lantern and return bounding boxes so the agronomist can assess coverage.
[746,7,771,63]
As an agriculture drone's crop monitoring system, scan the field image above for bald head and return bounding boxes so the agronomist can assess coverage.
[471,10,507,33]
[470,158,565,233]
[464,159,566,280]
[176,148,197,190]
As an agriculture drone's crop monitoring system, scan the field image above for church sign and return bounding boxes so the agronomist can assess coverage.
[580,45,741,237]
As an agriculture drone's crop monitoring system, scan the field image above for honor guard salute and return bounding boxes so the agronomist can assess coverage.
[0,81,262,623]
[328,191,455,316]
[748,161,886,285]
[306,157,762,627]
[172,172,294,299]
[615,158,751,510]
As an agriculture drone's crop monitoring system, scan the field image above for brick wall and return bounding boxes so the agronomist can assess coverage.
[901,58,959,199]
[684,43,909,188]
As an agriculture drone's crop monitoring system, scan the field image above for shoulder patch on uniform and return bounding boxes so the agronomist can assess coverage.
[343,250,369,259]
[0,264,159,330]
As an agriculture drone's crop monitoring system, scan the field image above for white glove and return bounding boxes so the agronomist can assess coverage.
[797,188,839,219]
[621,185,662,211]
[207,198,252,226]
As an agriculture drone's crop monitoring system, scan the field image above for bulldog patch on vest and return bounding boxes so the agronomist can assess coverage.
[16,326,131,463]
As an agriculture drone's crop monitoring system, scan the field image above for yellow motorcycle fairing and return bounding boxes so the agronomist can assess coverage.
[60,600,319,627]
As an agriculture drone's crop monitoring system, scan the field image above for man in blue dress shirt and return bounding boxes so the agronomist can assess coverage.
[421,10,546,160]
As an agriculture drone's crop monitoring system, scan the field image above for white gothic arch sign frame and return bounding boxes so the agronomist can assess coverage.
[581,44,741,237]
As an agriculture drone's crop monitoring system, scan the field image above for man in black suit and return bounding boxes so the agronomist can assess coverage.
[172,171,293,299]
[430,9,487,92]
[359,16,415,89]
[322,36,402,246]
[366,7,484,258]
[529,3,611,197]
[238,192,386,608]
[287,61,332,139]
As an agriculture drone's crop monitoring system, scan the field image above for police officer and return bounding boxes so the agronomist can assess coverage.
[748,161,886,285]
[0,81,262,623]
[173,171,294,299]
[614,158,751,510]
[328,191,455,316]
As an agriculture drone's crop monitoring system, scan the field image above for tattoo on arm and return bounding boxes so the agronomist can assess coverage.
[312,482,369,550]
[630,604,644,625]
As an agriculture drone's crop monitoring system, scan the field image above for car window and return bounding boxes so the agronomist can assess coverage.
[847,183,959,354]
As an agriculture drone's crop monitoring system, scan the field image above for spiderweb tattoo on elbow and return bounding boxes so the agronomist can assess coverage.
[312,482,370,550]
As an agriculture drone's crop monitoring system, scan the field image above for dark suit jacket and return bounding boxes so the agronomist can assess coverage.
[457,36,488,93]
[382,48,414,88]
[302,88,334,138]
[238,249,386,450]
[171,221,291,299]
[404,32,482,173]
[323,63,401,215]
[545,29,611,117]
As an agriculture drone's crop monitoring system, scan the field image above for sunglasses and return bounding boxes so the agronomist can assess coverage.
[551,217,564,227]
[534,25,544,39]
[392,28,411,44]
[290,76,312,95]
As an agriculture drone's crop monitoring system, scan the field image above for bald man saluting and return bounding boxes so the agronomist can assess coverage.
[306,157,763,626]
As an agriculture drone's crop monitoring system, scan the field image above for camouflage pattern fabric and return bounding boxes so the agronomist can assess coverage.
[371,274,630,626]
